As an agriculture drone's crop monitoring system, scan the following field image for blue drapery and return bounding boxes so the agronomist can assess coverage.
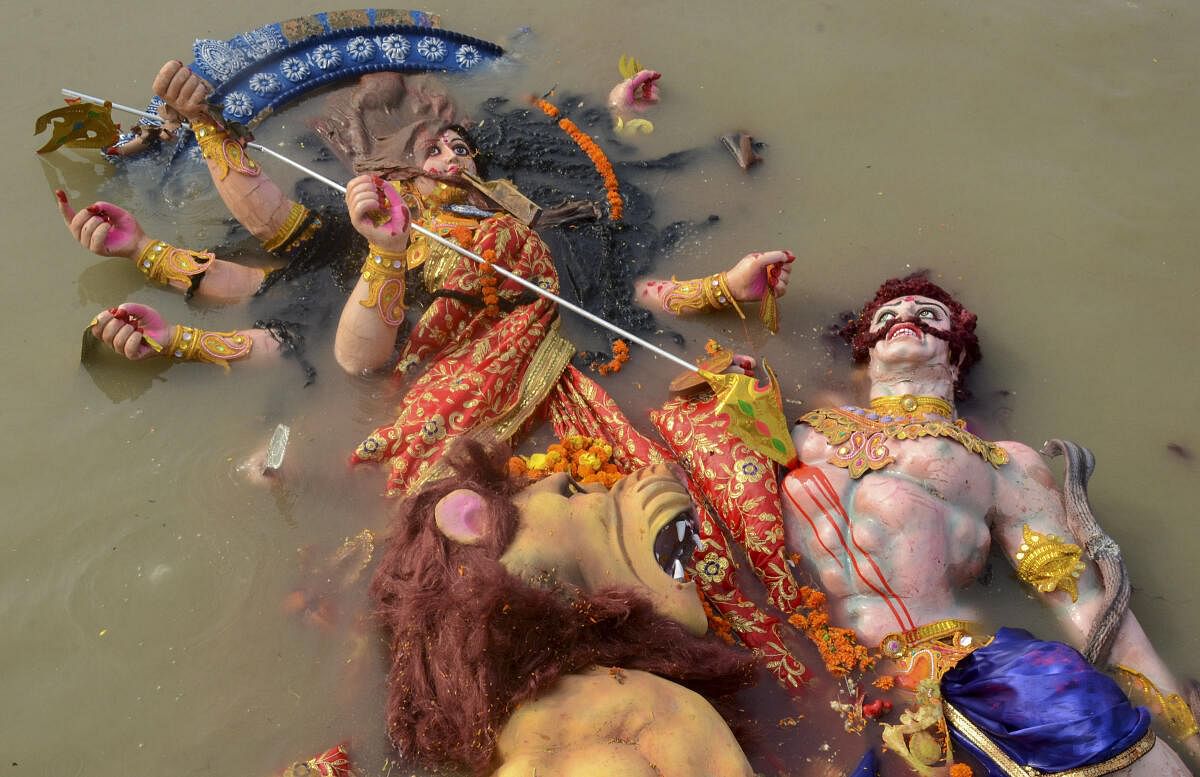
[941,628,1149,775]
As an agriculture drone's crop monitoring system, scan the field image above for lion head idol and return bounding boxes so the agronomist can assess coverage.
[370,442,758,776]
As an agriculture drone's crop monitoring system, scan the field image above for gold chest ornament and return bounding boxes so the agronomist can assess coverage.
[799,394,1009,479]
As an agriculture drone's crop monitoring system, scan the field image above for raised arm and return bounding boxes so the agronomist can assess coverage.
[333,176,411,374]
[57,193,268,300]
[153,61,297,243]
[993,442,1200,755]
[634,249,793,316]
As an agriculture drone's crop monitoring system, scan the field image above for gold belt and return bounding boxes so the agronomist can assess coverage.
[944,702,1156,777]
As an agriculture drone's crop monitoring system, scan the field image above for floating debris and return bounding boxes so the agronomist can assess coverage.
[263,424,291,475]
[719,132,762,170]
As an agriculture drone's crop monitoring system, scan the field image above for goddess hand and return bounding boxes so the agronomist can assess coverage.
[90,303,170,361]
[724,250,795,302]
[609,69,662,115]
[152,60,215,123]
[57,192,148,259]
[345,174,411,252]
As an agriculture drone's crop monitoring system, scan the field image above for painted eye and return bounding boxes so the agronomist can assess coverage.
[877,311,896,324]
[452,143,471,156]
[918,308,937,319]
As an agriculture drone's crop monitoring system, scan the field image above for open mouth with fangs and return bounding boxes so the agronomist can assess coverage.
[886,322,923,342]
[652,509,701,582]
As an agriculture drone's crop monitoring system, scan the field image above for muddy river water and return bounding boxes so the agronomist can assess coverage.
[3,1,1199,775]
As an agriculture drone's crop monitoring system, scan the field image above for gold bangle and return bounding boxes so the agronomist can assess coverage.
[662,272,744,318]
[167,324,253,369]
[135,240,214,287]
[261,202,311,253]
[358,245,407,327]
[192,119,260,181]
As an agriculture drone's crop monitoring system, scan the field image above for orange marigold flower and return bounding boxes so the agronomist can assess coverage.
[949,765,974,777]
[873,675,896,691]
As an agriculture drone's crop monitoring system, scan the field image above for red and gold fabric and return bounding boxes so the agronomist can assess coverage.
[652,391,827,692]
[279,743,352,777]
[350,209,567,494]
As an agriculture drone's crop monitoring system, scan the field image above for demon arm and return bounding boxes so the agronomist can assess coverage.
[992,442,1200,757]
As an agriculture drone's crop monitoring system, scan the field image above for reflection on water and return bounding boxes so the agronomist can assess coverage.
[6,1,1200,775]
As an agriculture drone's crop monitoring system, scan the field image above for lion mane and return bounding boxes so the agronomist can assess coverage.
[369,441,756,775]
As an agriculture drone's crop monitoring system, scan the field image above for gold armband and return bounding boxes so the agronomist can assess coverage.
[136,240,214,287]
[661,272,745,319]
[359,245,407,327]
[1114,665,1200,740]
[261,202,311,253]
[193,119,260,181]
[167,325,253,369]
[1014,524,1085,602]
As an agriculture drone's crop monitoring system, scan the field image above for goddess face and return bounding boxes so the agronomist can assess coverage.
[867,294,954,369]
[418,129,478,179]
[499,464,708,635]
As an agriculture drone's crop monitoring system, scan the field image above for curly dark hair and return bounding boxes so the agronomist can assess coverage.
[839,273,980,399]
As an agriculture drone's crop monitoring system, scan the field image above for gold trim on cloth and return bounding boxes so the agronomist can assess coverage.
[879,619,990,683]
[943,702,1156,777]
[408,320,575,491]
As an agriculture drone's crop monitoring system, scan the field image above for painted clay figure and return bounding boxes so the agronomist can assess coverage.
[651,275,1198,775]
[371,442,758,776]
[66,61,794,496]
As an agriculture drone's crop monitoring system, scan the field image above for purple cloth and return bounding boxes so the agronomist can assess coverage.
[941,628,1150,776]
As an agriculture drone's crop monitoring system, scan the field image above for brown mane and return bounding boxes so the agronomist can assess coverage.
[369,442,756,775]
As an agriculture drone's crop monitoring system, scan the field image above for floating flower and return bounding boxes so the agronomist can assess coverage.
[222,92,254,119]
[311,43,342,70]
[379,34,410,63]
[456,44,482,68]
[345,36,375,62]
[417,36,446,61]
[280,57,310,82]
[533,97,623,221]
[248,72,281,95]
[697,552,730,584]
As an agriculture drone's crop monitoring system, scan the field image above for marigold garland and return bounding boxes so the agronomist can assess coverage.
[786,586,875,676]
[508,435,624,488]
[595,339,630,375]
[949,764,974,777]
[704,338,724,356]
[533,97,623,221]
[698,582,736,645]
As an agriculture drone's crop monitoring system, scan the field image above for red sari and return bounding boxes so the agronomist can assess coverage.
[350,201,653,495]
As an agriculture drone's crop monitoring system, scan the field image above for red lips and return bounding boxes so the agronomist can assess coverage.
[885,322,922,341]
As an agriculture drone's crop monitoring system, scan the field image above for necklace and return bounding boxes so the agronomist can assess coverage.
[868,394,953,419]
[799,401,1008,479]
